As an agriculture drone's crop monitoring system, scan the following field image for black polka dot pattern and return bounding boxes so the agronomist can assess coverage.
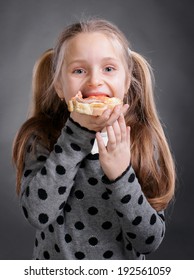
[35,238,38,247]
[56,215,64,225]
[75,251,85,259]
[128,173,135,183]
[58,186,67,195]
[132,216,142,226]
[22,121,165,260]
[103,250,113,259]
[101,174,111,184]
[70,143,81,151]
[64,203,71,212]
[101,191,109,200]
[79,160,86,168]
[41,167,47,175]
[54,145,63,153]
[116,210,124,218]
[88,177,98,185]
[66,126,73,135]
[41,232,45,240]
[86,153,99,160]
[138,195,144,205]
[150,214,157,225]
[59,201,65,210]
[48,224,54,233]
[43,251,50,259]
[106,188,112,195]
[37,155,47,161]
[121,194,131,204]
[25,186,30,197]
[88,207,98,215]
[126,241,132,251]
[55,244,60,253]
[38,188,47,200]
[145,236,155,244]
[75,190,84,199]
[88,237,98,246]
[65,234,72,243]
[24,169,32,177]
[127,232,136,239]
[75,221,85,230]
[56,165,66,175]
[102,221,112,230]
[116,231,123,242]
[22,206,28,218]
[38,213,49,224]
[90,138,95,146]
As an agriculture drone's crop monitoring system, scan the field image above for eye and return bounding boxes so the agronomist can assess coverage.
[104,66,115,72]
[73,68,86,74]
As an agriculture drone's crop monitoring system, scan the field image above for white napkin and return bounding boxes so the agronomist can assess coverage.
[91,131,108,154]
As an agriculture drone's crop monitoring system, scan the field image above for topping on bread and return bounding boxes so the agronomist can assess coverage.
[68,92,122,116]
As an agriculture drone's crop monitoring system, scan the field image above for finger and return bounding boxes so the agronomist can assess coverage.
[106,125,117,151]
[112,120,122,143]
[96,132,107,155]
[118,114,127,142]
[106,104,122,126]
[94,108,112,126]
[121,104,129,116]
[102,108,112,119]
[127,126,131,146]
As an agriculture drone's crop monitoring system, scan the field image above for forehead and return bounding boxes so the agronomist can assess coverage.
[64,32,125,61]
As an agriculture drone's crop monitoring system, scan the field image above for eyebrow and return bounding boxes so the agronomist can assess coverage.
[67,57,120,67]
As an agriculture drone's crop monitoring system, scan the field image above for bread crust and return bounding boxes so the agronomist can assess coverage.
[68,93,122,116]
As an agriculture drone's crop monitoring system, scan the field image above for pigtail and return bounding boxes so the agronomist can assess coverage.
[12,50,69,195]
[125,51,175,211]
[30,49,53,115]
[30,49,59,117]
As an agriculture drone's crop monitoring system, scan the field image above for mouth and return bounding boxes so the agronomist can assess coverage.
[82,92,110,98]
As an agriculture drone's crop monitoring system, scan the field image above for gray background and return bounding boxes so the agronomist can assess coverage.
[0,0,193,259]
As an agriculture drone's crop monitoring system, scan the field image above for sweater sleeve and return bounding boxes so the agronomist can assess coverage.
[20,118,96,230]
[101,165,165,255]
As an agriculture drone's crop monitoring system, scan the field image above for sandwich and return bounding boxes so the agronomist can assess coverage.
[68,92,122,116]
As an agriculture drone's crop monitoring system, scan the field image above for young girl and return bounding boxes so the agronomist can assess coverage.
[13,19,175,260]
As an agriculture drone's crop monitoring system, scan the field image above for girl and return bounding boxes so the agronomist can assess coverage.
[12,19,175,260]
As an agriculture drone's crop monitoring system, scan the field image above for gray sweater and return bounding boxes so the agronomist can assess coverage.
[20,118,165,260]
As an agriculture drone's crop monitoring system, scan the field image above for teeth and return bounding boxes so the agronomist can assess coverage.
[84,93,108,98]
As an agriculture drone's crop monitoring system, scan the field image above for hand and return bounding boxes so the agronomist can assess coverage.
[70,104,129,132]
[96,114,131,181]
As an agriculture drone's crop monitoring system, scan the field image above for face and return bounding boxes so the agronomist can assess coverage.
[55,32,130,103]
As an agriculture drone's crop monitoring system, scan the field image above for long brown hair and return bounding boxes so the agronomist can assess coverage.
[12,19,175,211]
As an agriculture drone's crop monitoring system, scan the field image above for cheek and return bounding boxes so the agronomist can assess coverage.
[61,78,80,102]
[117,91,125,100]
[114,77,127,99]
[62,89,73,104]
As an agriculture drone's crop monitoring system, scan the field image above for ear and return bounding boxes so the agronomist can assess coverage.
[54,80,64,99]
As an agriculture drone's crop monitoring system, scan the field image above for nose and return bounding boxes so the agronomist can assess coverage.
[87,69,103,88]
